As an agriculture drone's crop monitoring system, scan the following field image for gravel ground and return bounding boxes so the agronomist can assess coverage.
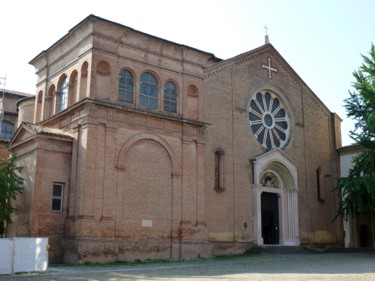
[1,252,374,281]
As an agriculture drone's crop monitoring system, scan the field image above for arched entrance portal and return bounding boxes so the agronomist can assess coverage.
[251,149,300,246]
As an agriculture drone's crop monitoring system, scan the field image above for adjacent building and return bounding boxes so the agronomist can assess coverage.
[0,89,33,159]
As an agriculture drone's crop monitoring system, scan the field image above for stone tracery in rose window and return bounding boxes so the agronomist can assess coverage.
[249,91,290,149]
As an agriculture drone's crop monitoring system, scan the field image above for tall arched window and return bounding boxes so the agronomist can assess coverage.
[140,72,158,109]
[0,120,14,140]
[57,76,68,112]
[164,81,177,113]
[214,149,225,191]
[316,167,325,203]
[118,70,134,104]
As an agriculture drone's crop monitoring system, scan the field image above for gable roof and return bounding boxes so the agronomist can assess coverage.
[22,122,73,137]
[9,122,73,148]
[204,43,335,116]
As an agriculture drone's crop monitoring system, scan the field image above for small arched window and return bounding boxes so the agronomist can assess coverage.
[164,81,177,113]
[0,120,14,140]
[118,70,134,104]
[140,72,158,109]
[57,76,68,112]
[214,149,225,191]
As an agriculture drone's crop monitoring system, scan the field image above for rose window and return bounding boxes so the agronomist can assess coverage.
[249,91,290,149]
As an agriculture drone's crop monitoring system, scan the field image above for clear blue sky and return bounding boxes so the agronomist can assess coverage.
[0,0,373,146]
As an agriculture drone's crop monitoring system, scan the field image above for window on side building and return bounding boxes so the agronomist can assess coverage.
[0,120,14,140]
[52,183,64,212]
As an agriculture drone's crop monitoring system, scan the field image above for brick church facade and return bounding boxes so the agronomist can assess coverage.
[7,15,343,263]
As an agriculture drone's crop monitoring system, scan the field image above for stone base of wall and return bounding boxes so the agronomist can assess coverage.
[210,241,254,257]
[48,236,65,264]
[302,242,339,252]
[61,238,211,264]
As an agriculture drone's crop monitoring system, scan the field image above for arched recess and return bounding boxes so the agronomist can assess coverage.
[96,60,111,100]
[186,84,199,119]
[35,90,43,122]
[45,85,55,118]
[115,133,179,258]
[69,70,78,105]
[80,62,88,100]
[251,149,300,246]
[117,133,179,177]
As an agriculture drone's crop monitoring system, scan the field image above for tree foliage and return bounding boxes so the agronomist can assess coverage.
[335,43,375,246]
[0,154,24,235]
[345,43,375,147]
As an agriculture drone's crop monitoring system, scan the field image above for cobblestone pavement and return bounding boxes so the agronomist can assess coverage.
[1,253,375,281]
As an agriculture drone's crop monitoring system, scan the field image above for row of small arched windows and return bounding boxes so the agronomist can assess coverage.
[36,61,183,122]
[119,70,177,113]
[43,69,178,117]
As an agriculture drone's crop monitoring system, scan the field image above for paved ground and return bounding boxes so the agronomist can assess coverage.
[1,252,375,281]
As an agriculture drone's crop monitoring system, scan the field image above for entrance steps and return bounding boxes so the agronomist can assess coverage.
[248,245,375,254]
[248,245,312,254]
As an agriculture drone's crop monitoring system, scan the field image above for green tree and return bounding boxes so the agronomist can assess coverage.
[335,43,375,247]
[0,154,24,237]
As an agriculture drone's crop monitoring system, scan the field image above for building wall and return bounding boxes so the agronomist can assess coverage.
[0,141,9,159]
[7,132,73,263]
[26,15,218,263]
[9,15,343,263]
[0,90,33,158]
[338,144,366,248]
[203,46,342,253]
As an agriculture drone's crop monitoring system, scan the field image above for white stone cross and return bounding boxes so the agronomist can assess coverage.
[262,57,277,79]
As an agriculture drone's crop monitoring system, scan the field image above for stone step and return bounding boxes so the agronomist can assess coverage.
[248,246,375,255]
[323,247,375,254]
[247,246,312,254]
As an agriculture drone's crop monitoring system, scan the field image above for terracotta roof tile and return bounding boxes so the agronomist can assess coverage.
[23,122,73,138]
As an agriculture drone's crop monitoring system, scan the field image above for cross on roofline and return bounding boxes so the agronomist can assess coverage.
[264,25,269,35]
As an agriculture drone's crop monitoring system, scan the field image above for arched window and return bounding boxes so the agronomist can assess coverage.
[57,76,68,112]
[118,70,134,103]
[214,149,225,191]
[140,72,158,109]
[0,120,14,140]
[164,81,177,113]
[316,167,325,203]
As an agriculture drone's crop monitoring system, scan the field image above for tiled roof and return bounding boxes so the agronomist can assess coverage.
[337,142,363,152]
[2,89,33,97]
[22,122,73,138]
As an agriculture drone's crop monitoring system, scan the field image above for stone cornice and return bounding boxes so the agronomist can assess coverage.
[42,97,210,129]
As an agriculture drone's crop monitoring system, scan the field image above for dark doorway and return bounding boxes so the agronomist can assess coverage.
[261,192,279,244]
[358,224,373,247]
